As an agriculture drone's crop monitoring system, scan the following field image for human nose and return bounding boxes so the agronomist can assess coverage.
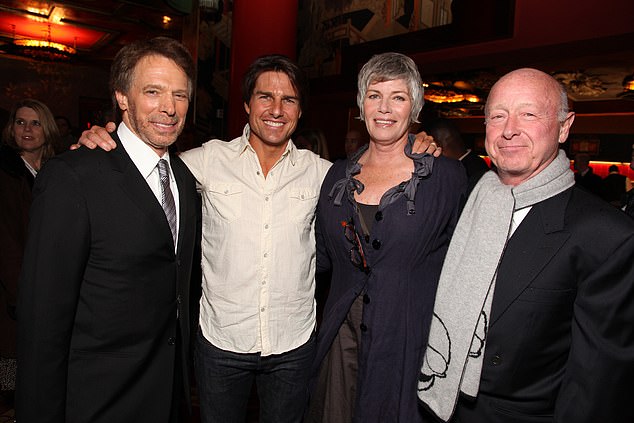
[160,94,176,116]
[502,114,521,139]
[269,97,283,117]
[378,97,391,113]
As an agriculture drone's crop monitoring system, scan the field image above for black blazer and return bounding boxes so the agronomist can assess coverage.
[460,150,489,194]
[16,134,199,423]
[451,187,634,423]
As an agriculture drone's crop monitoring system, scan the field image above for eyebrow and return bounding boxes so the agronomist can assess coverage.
[254,90,299,101]
[142,83,188,93]
[367,88,409,95]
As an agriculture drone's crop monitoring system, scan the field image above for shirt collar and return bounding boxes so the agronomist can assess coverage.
[117,122,170,179]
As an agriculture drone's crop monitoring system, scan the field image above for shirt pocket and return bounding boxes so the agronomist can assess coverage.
[207,183,243,222]
[288,187,319,225]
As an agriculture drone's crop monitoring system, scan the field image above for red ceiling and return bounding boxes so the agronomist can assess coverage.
[0,8,108,51]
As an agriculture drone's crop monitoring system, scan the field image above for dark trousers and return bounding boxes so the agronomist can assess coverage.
[194,329,315,423]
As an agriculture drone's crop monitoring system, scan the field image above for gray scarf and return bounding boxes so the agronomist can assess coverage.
[417,150,574,422]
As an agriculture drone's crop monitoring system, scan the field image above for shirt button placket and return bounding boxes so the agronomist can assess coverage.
[259,189,273,354]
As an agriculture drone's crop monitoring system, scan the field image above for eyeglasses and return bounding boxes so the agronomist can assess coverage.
[341,219,369,273]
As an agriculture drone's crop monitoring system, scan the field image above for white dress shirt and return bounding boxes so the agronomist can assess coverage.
[510,206,532,237]
[180,124,331,355]
[118,122,180,250]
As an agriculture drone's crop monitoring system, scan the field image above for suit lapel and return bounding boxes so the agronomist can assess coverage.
[489,189,572,326]
[110,133,174,245]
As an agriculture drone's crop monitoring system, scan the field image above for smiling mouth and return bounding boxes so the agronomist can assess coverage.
[152,121,178,129]
[264,120,284,127]
[374,119,396,126]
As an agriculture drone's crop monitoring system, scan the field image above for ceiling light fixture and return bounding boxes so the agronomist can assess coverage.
[423,82,482,104]
[10,23,76,61]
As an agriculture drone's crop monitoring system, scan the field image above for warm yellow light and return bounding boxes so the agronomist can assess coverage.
[423,81,482,104]
[163,15,172,24]
[50,8,66,24]
[425,93,465,103]
[14,39,76,55]
[26,7,48,15]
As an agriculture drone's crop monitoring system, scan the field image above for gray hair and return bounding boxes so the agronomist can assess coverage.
[356,52,424,124]
[555,81,570,122]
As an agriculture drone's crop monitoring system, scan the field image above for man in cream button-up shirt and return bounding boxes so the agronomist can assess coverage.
[182,56,330,423]
[182,124,329,358]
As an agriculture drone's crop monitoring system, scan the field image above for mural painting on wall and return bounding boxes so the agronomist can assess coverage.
[297,0,453,77]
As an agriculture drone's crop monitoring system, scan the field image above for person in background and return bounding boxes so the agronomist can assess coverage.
[573,152,602,197]
[307,52,466,423]
[602,164,627,207]
[418,68,634,423]
[17,37,199,422]
[294,127,330,159]
[54,115,78,153]
[0,98,58,411]
[344,127,368,159]
[427,118,489,194]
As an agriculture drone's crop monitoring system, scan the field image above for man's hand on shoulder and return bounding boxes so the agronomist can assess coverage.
[72,122,118,151]
[412,131,441,157]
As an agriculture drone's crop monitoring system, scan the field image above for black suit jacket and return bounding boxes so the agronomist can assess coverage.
[460,151,489,194]
[16,134,199,423]
[451,187,634,423]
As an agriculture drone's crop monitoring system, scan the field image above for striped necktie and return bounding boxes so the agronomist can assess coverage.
[157,159,177,245]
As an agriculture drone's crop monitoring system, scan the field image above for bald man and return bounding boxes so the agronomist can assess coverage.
[418,68,634,423]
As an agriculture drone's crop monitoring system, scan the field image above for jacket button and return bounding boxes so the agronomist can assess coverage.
[372,239,381,250]
[360,323,367,332]
[168,337,176,346]
[363,294,370,304]
[491,354,502,365]
[375,211,383,221]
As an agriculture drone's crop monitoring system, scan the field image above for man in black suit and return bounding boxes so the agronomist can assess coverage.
[16,37,199,422]
[419,68,634,423]
[427,118,489,194]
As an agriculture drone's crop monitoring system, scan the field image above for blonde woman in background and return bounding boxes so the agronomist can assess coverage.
[0,99,59,409]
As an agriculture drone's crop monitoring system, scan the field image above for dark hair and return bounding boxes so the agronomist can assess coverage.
[54,115,71,127]
[2,98,59,162]
[109,37,195,120]
[427,118,464,149]
[293,127,329,160]
[241,54,308,113]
